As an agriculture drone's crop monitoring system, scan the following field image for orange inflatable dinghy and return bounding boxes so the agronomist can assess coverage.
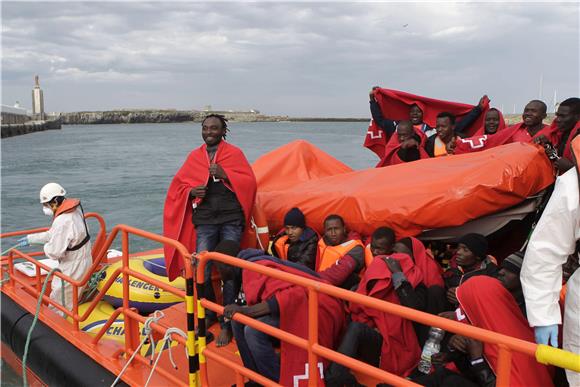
[253,140,555,238]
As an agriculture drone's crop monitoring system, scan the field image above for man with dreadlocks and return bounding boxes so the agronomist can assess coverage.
[163,114,257,346]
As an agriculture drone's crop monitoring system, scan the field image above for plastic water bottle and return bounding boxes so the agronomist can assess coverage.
[418,327,445,374]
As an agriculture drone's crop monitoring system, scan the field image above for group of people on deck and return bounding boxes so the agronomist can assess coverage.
[367,87,580,176]
[162,90,580,387]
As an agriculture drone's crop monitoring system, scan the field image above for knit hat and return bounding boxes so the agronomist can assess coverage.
[458,233,488,259]
[501,252,524,275]
[284,207,306,228]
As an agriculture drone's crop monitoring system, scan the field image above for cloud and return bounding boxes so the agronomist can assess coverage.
[1,2,578,116]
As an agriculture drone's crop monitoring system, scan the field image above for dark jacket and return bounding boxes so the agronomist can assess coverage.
[454,105,484,137]
[444,259,499,290]
[272,227,319,270]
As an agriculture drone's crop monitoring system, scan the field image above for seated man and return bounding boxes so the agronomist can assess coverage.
[393,237,446,316]
[375,120,430,167]
[443,233,498,308]
[509,99,558,144]
[548,97,580,174]
[364,226,396,267]
[316,214,364,288]
[272,207,319,270]
[415,277,553,387]
[222,249,349,385]
[497,251,526,317]
[425,112,460,157]
[325,253,424,386]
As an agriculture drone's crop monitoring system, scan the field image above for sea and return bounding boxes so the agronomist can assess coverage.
[0,121,376,384]
[1,121,375,251]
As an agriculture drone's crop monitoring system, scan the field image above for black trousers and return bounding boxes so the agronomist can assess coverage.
[325,321,382,386]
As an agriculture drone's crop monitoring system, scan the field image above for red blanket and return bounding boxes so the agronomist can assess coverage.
[455,122,559,155]
[562,121,580,161]
[350,253,422,376]
[243,259,345,386]
[163,141,256,280]
[364,119,389,159]
[457,276,553,387]
[409,237,444,288]
[376,127,429,167]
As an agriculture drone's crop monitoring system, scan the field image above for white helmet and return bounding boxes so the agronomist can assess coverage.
[39,183,66,204]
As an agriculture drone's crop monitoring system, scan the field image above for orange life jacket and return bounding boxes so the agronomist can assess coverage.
[317,238,364,272]
[54,198,90,252]
[364,244,374,268]
[54,198,81,218]
[434,136,450,157]
[274,235,290,260]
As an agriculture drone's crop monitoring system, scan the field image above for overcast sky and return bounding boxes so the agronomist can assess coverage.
[2,1,579,117]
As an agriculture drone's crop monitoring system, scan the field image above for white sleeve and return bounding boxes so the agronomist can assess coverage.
[521,169,580,327]
[27,231,51,245]
[43,217,74,262]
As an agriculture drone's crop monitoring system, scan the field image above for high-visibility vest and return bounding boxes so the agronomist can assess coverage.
[317,238,364,272]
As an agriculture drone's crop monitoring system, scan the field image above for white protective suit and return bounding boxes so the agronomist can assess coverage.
[521,167,580,385]
[28,206,93,314]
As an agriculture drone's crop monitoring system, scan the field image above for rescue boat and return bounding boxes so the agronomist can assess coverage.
[2,141,578,387]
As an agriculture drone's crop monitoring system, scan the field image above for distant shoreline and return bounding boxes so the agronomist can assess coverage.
[58,109,553,126]
[59,110,369,125]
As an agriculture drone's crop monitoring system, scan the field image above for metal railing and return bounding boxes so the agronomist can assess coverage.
[196,251,580,387]
[1,221,197,387]
[3,222,579,387]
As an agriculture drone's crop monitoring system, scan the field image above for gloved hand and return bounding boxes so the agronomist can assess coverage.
[535,325,559,347]
[16,236,30,248]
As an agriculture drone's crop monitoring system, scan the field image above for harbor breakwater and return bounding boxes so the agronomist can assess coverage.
[1,119,62,139]
[60,110,291,125]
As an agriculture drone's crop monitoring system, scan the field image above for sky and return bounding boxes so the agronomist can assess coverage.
[2,1,579,117]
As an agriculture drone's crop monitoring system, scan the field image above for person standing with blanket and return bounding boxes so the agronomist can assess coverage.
[163,114,257,329]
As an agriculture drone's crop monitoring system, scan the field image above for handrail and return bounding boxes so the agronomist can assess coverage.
[0,212,107,262]
[196,252,580,386]
[2,222,197,386]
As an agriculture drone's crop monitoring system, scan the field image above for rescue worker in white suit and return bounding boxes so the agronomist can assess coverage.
[521,136,580,386]
[16,183,93,315]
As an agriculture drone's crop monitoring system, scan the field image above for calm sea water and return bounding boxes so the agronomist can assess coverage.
[1,122,375,252]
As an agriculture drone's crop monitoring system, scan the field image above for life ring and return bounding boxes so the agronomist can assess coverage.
[247,202,270,251]
[96,256,185,314]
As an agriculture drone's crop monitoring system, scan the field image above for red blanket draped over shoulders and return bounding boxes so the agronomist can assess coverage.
[409,237,444,288]
[350,253,422,376]
[376,127,429,167]
[163,141,256,280]
[457,276,553,387]
[562,121,580,161]
[243,259,346,386]
[454,122,558,155]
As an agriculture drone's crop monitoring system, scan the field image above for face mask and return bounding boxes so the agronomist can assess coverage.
[43,206,53,216]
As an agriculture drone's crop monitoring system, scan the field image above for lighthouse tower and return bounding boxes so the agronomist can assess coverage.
[32,75,45,120]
